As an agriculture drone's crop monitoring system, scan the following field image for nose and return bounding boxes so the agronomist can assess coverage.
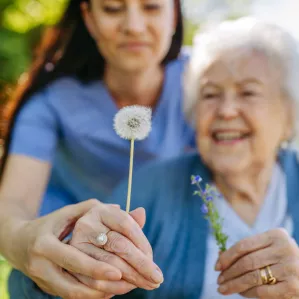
[122,6,146,35]
[217,90,239,119]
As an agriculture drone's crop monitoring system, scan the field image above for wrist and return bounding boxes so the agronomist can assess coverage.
[1,219,30,269]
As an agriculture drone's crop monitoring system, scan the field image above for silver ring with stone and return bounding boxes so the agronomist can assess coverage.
[96,232,108,246]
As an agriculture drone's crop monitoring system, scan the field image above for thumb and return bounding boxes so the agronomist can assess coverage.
[52,199,100,239]
[129,207,146,229]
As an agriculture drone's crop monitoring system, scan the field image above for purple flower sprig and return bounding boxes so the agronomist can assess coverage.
[191,175,228,252]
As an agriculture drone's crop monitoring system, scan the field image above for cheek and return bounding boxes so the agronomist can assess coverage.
[151,9,174,40]
[149,21,172,55]
[94,15,118,41]
[195,104,215,153]
[196,102,215,135]
[244,105,285,157]
[252,105,285,140]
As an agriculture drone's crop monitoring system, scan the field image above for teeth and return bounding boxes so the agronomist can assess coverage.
[214,132,243,141]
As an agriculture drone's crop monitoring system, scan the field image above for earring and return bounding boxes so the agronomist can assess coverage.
[45,62,54,72]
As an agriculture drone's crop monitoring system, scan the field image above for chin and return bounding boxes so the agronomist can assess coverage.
[209,158,249,176]
[120,54,159,70]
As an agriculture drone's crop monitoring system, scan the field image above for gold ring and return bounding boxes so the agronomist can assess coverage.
[266,266,277,285]
[259,268,268,285]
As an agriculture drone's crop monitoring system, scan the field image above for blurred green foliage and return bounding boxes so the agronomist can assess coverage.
[0,257,10,299]
[0,0,67,95]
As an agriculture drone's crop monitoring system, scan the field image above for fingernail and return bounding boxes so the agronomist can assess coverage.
[105,271,121,281]
[215,261,222,271]
[151,269,164,284]
[217,275,224,284]
[218,285,227,294]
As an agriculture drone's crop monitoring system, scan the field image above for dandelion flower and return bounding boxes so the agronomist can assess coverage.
[114,105,152,140]
[113,105,152,213]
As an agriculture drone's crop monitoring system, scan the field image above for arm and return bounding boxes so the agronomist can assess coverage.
[0,91,58,267]
[0,157,138,298]
[0,93,128,298]
[0,155,52,267]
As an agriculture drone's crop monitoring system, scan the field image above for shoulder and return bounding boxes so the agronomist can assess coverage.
[43,77,102,104]
[21,77,99,107]
[24,77,107,123]
[279,147,299,173]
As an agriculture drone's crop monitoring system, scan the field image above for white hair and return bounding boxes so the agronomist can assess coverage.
[184,17,299,140]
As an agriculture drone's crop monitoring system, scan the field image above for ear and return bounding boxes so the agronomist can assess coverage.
[80,2,98,40]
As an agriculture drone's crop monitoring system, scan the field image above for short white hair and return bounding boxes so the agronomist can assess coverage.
[184,17,299,139]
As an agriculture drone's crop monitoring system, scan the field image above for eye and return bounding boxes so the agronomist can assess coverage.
[103,5,123,13]
[144,3,162,11]
[202,93,220,100]
[241,90,257,97]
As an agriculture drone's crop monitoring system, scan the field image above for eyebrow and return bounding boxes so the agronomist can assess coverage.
[238,78,263,85]
[200,80,220,88]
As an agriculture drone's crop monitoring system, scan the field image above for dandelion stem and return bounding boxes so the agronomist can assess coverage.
[126,139,135,213]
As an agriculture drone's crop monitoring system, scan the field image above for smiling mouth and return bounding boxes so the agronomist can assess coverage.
[212,131,251,143]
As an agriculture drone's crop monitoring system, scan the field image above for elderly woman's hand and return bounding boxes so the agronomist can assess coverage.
[216,228,299,298]
[69,201,163,295]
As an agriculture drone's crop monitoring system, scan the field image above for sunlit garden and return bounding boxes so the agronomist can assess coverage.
[1,0,296,297]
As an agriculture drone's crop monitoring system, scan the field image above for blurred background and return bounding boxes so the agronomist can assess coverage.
[0,0,299,104]
[0,0,298,297]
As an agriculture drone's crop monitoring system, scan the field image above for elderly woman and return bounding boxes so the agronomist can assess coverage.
[62,18,299,298]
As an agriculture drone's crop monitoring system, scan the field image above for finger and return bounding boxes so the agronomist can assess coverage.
[34,258,110,299]
[75,242,160,290]
[216,232,273,271]
[218,247,280,283]
[99,205,152,258]
[129,208,146,229]
[218,268,263,295]
[42,236,122,281]
[109,204,121,209]
[71,212,159,287]
[218,260,299,296]
[241,280,298,299]
[103,231,163,285]
[73,273,136,295]
[52,199,100,240]
[72,216,111,247]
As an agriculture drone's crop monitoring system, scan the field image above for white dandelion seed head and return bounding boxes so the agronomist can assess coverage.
[114,105,152,140]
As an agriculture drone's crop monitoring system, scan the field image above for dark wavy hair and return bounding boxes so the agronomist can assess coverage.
[0,0,183,178]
